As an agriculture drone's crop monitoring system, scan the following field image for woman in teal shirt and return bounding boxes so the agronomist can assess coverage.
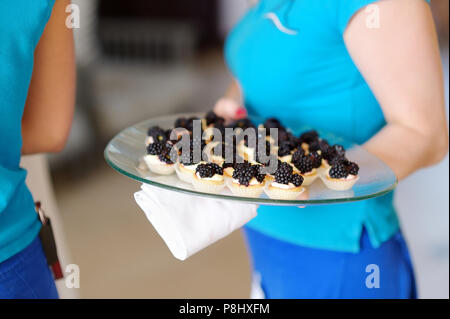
[0,0,75,298]
[215,0,448,298]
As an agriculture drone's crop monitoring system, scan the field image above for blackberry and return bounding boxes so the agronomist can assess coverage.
[264,118,283,130]
[308,139,320,153]
[147,142,164,155]
[263,118,287,136]
[229,118,255,130]
[210,162,223,175]
[322,144,346,162]
[232,162,254,186]
[329,158,359,178]
[196,163,223,178]
[165,129,180,144]
[233,161,250,172]
[308,138,329,153]
[176,117,201,132]
[299,130,319,145]
[147,126,168,143]
[158,152,174,164]
[148,142,176,163]
[287,132,300,146]
[278,140,294,157]
[222,162,234,169]
[309,151,323,169]
[232,162,265,186]
[196,163,215,178]
[277,129,290,143]
[329,161,348,179]
[293,154,313,174]
[274,162,293,184]
[328,154,346,166]
[187,117,202,132]
[291,148,305,163]
[290,174,304,187]
[255,165,266,184]
[347,161,359,176]
[205,111,225,127]
[174,117,188,129]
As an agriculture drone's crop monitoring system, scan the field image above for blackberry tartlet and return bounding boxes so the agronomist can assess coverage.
[175,142,204,183]
[203,111,226,142]
[265,162,305,200]
[319,144,346,174]
[144,141,176,175]
[228,162,266,198]
[291,151,320,186]
[192,163,225,194]
[239,134,272,163]
[222,146,245,181]
[146,126,169,146]
[277,139,297,163]
[203,141,227,165]
[298,130,319,152]
[321,158,360,191]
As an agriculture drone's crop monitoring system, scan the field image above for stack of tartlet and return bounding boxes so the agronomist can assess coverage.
[143,111,360,198]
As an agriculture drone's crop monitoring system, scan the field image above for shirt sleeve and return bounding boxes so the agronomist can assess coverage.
[337,0,431,35]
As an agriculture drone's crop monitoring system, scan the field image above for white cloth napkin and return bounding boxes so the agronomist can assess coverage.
[134,184,258,260]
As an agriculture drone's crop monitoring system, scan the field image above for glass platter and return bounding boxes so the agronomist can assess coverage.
[104,112,397,206]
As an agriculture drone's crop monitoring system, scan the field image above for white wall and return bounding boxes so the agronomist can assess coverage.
[218,0,251,37]
[395,48,449,299]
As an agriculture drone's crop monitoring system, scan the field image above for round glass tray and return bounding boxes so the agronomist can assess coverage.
[104,113,397,206]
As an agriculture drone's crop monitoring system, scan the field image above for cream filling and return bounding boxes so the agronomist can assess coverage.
[302,169,316,176]
[180,162,199,172]
[145,154,172,166]
[211,155,225,164]
[196,172,224,182]
[145,136,154,146]
[224,167,234,176]
[244,146,255,161]
[271,182,298,189]
[279,154,292,163]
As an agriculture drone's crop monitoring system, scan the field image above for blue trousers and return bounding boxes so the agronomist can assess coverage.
[0,236,59,299]
[243,227,416,299]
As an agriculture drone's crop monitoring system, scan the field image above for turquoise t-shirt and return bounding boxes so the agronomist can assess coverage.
[0,0,55,262]
[225,0,429,252]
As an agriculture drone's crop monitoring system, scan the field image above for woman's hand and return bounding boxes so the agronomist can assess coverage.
[213,80,247,121]
[213,97,247,121]
[344,0,448,180]
[21,0,75,154]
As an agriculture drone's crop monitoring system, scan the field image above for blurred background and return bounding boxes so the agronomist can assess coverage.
[23,0,448,298]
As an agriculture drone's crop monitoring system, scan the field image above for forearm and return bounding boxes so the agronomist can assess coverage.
[364,123,448,181]
[224,79,242,103]
[214,79,245,120]
[21,0,75,155]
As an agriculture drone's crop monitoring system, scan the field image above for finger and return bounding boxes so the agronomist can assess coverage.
[214,98,246,121]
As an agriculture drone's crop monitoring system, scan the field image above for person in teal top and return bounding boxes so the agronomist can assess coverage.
[215,0,448,298]
[0,0,75,298]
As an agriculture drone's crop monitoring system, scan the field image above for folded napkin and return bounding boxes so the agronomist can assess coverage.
[134,184,258,260]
